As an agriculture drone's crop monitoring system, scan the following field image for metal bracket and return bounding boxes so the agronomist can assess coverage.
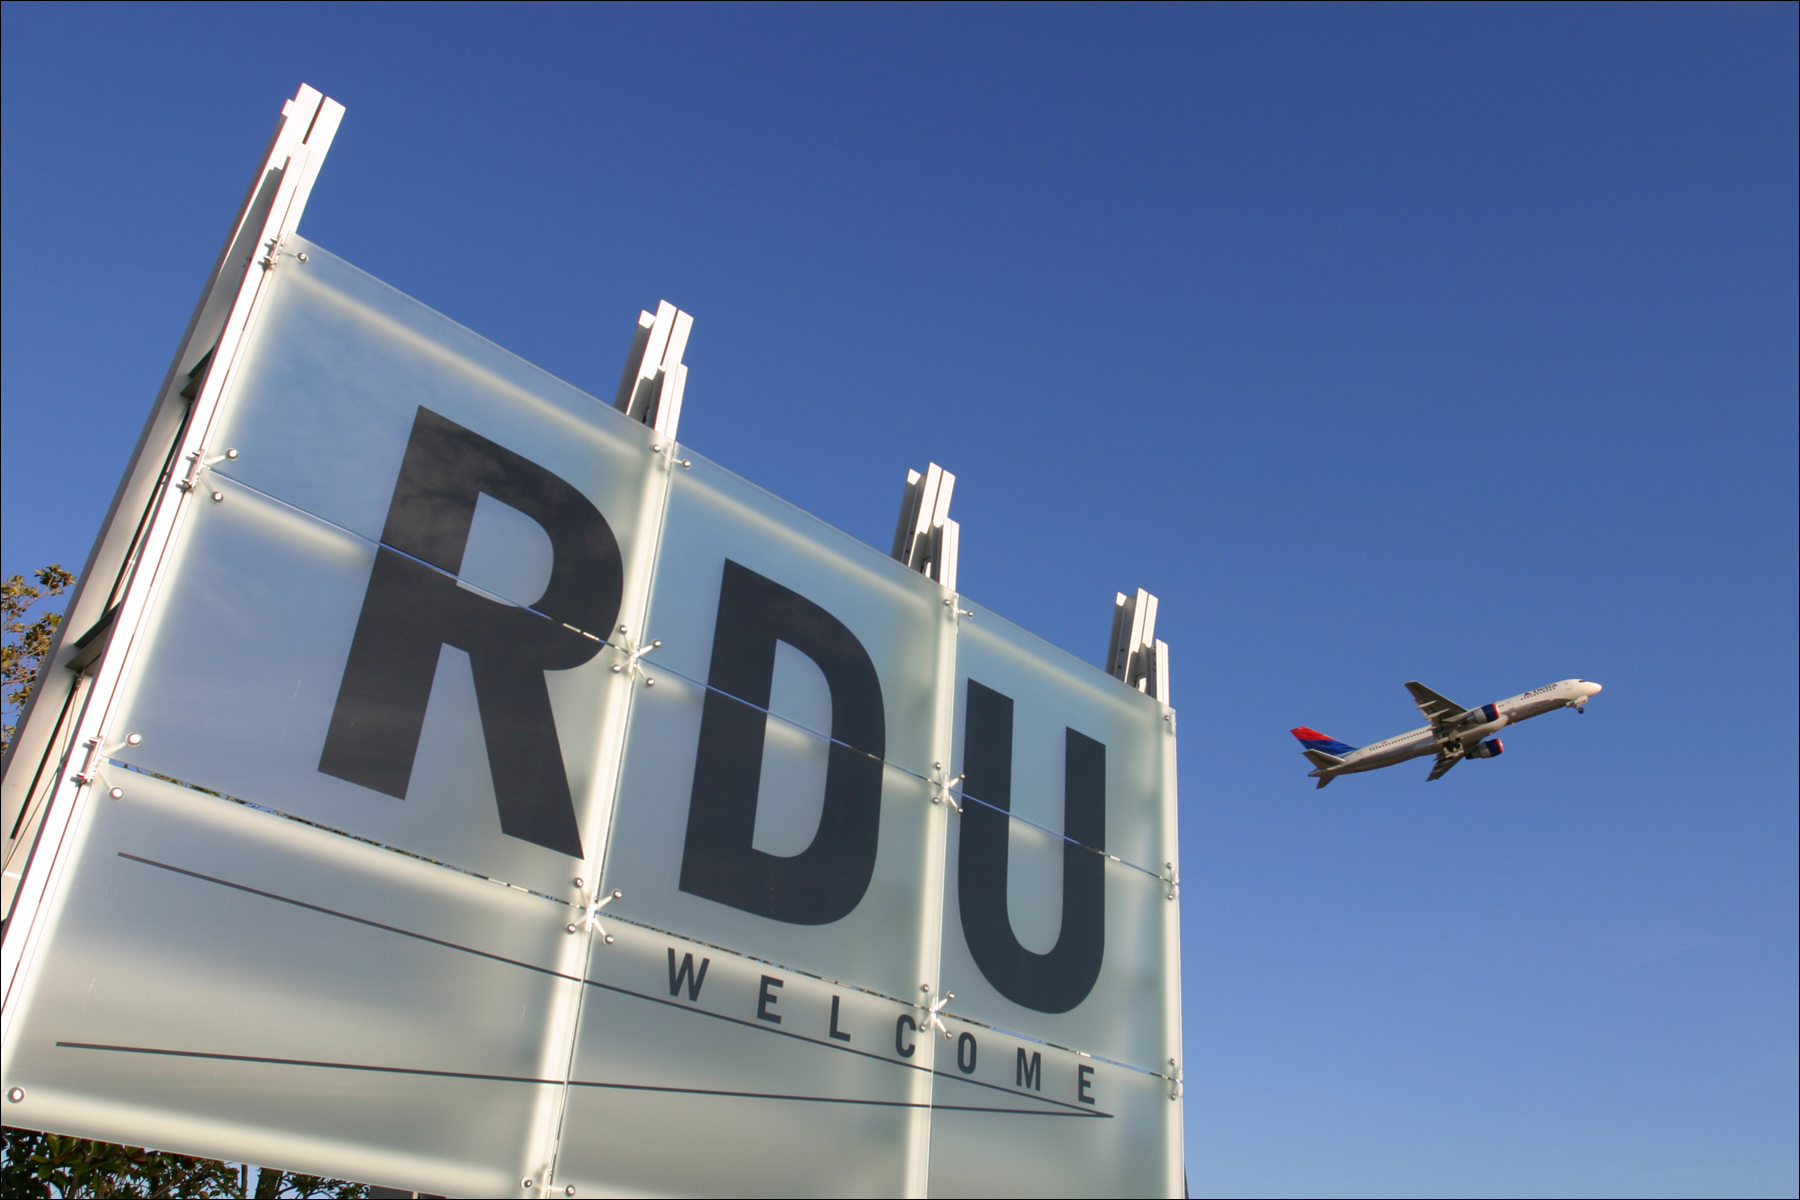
[65,606,119,676]
[567,889,623,944]
[921,986,956,1040]
[1161,862,1179,901]
[930,763,964,814]
[1107,588,1170,705]
[1167,1059,1183,1100]
[891,464,959,592]
[614,302,693,441]
[69,739,101,787]
[173,448,207,493]
[609,629,661,686]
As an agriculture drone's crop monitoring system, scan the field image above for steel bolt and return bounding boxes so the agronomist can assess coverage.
[573,878,584,888]
[7,1087,23,1102]
[126,733,143,746]
[109,787,124,799]
[225,448,239,460]
[210,492,224,503]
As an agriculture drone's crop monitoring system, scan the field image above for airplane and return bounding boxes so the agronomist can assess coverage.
[1291,678,1603,788]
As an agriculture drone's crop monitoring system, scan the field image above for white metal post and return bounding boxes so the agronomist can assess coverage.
[1108,587,1170,704]
[890,462,960,589]
[1,84,343,1026]
[612,301,694,440]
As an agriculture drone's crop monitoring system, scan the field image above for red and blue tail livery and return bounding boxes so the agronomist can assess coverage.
[1290,727,1357,756]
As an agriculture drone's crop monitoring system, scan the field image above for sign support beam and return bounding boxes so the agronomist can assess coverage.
[1108,588,1171,705]
[890,462,960,592]
[2,83,343,1004]
[612,301,693,440]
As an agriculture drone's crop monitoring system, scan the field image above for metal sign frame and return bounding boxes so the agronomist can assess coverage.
[2,86,343,999]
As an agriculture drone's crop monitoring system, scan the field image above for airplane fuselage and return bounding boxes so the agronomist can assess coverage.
[1307,678,1601,780]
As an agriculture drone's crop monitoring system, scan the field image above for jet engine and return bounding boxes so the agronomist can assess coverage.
[1451,702,1508,745]
[1467,738,1505,759]
[1456,703,1501,727]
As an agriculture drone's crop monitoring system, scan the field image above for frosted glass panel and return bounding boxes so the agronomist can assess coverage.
[926,1010,1182,1198]
[936,820,1180,1075]
[8,231,1182,1196]
[952,598,1177,875]
[553,920,932,1197]
[597,666,945,1002]
[106,476,626,895]
[208,234,664,642]
[1,769,580,1199]
[638,451,954,780]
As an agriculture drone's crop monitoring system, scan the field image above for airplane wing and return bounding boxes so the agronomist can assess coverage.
[1405,681,1468,730]
[1426,748,1463,781]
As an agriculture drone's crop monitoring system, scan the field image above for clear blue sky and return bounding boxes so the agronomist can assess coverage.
[3,3,1795,1196]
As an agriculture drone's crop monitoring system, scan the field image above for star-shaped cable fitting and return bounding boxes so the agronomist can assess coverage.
[921,985,956,1039]
[566,889,623,944]
[931,762,964,814]
[609,627,662,687]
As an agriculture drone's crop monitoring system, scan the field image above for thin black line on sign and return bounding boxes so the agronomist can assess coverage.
[568,1078,1108,1117]
[116,852,581,981]
[55,1042,556,1085]
[109,851,1121,1118]
[53,1044,1105,1117]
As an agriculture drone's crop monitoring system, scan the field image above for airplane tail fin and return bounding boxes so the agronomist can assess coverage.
[1300,741,1347,789]
[1291,727,1357,756]
[1302,748,1346,771]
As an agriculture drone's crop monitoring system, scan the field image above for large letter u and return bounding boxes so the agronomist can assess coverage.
[957,680,1105,1014]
